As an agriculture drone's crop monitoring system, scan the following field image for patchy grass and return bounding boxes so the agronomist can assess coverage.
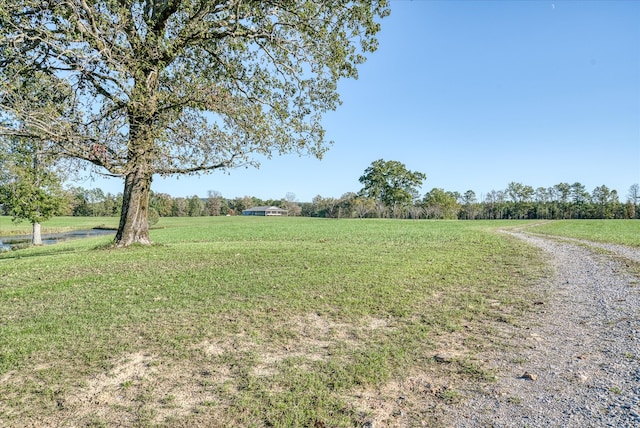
[0,216,119,236]
[0,217,547,427]
[523,220,640,247]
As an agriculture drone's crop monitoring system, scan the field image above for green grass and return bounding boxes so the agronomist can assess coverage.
[524,219,640,247]
[0,217,550,426]
[0,216,119,236]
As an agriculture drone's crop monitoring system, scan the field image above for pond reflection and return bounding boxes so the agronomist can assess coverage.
[0,228,116,250]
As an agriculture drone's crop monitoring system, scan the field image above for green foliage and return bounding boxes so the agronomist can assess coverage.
[0,0,390,244]
[0,137,64,226]
[358,159,426,210]
[591,184,620,219]
[65,187,122,217]
[422,187,461,219]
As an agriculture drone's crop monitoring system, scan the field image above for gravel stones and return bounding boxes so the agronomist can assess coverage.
[444,231,640,427]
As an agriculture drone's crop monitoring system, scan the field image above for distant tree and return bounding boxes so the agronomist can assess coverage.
[1,1,389,246]
[483,190,507,219]
[611,190,622,218]
[65,187,120,217]
[287,203,302,217]
[461,190,478,220]
[171,198,188,217]
[592,185,618,219]
[554,182,571,202]
[205,190,225,216]
[622,202,635,219]
[0,136,64,244]
[352,197,376,218]
[406,204,423,220]
[311,195,339,218]
[228,196,259,215]
[422,188,460,219]
[284,192,301,216]
[390,203,406,219]
[150,192,174,217]
[359,159,426,216]
[56,189,76,216]
[374,200,388,219]
[506,182,534,219]
[263,198,280,208]
[337,192,358,218]
[86,188,106,216]
[553,182,571,219]
[628,184,639,219]
[102,193,122,217]
[187,195,204,217]
[533,187,551,219]
[299,201,316,217]
[68,187,91,217]
[570,182,590,219]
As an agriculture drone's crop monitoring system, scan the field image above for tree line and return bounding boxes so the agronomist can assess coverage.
[1,156,637,248]
[3,181,636,222]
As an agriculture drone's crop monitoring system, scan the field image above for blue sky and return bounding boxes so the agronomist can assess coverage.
[89,0,640,202]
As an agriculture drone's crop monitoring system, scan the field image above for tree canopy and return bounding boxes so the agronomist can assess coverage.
[0,137,65,244]
[358,159,426,211]
[0,0,389,246]
[421,188,460,219]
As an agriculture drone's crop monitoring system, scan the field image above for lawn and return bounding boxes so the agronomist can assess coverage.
[525,219,640,247]
[0,216,119,236]
[0,217,555,426]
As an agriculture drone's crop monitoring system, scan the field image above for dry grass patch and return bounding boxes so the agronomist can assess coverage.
[348,372,467,427]
[27,351,224,427]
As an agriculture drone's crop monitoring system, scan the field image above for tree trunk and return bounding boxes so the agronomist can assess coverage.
[114,67,159,247]
[115,168,152,247]
[32,222,42,245]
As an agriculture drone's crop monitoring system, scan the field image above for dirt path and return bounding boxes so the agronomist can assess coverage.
[445,230,640,427]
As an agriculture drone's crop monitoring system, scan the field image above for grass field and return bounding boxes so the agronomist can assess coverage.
[0,217,633,426]
[525,219,640,247]
[0,216,119,236]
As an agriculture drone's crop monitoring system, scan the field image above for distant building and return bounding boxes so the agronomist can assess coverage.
[242,206,288,216]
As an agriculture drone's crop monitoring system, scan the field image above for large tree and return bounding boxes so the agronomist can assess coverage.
[358,159,426,213]
[0,68,68,244]
[0,136,65,245]
[0,1,389,246]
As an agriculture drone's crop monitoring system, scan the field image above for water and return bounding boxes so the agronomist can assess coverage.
[0,228,116,250]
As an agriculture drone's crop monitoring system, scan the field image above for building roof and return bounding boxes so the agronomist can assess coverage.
[244,206,287,212]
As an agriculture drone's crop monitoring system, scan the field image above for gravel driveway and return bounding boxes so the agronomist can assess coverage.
[447,230,640,427]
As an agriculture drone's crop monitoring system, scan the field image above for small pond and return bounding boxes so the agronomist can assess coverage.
[0,228,116,251]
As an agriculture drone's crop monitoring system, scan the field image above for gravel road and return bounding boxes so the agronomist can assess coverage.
[446,230,640,427]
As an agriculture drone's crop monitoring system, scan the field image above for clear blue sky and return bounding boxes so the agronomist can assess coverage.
[88,0,640,202]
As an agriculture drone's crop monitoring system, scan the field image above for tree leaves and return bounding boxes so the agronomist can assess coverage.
[1,1,389,244]
[0,136,65,225]
[1,1,390,178]
[358,159,426,209]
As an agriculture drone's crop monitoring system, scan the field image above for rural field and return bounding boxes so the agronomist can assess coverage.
[517,219,640,247]
[0,217,638,427]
